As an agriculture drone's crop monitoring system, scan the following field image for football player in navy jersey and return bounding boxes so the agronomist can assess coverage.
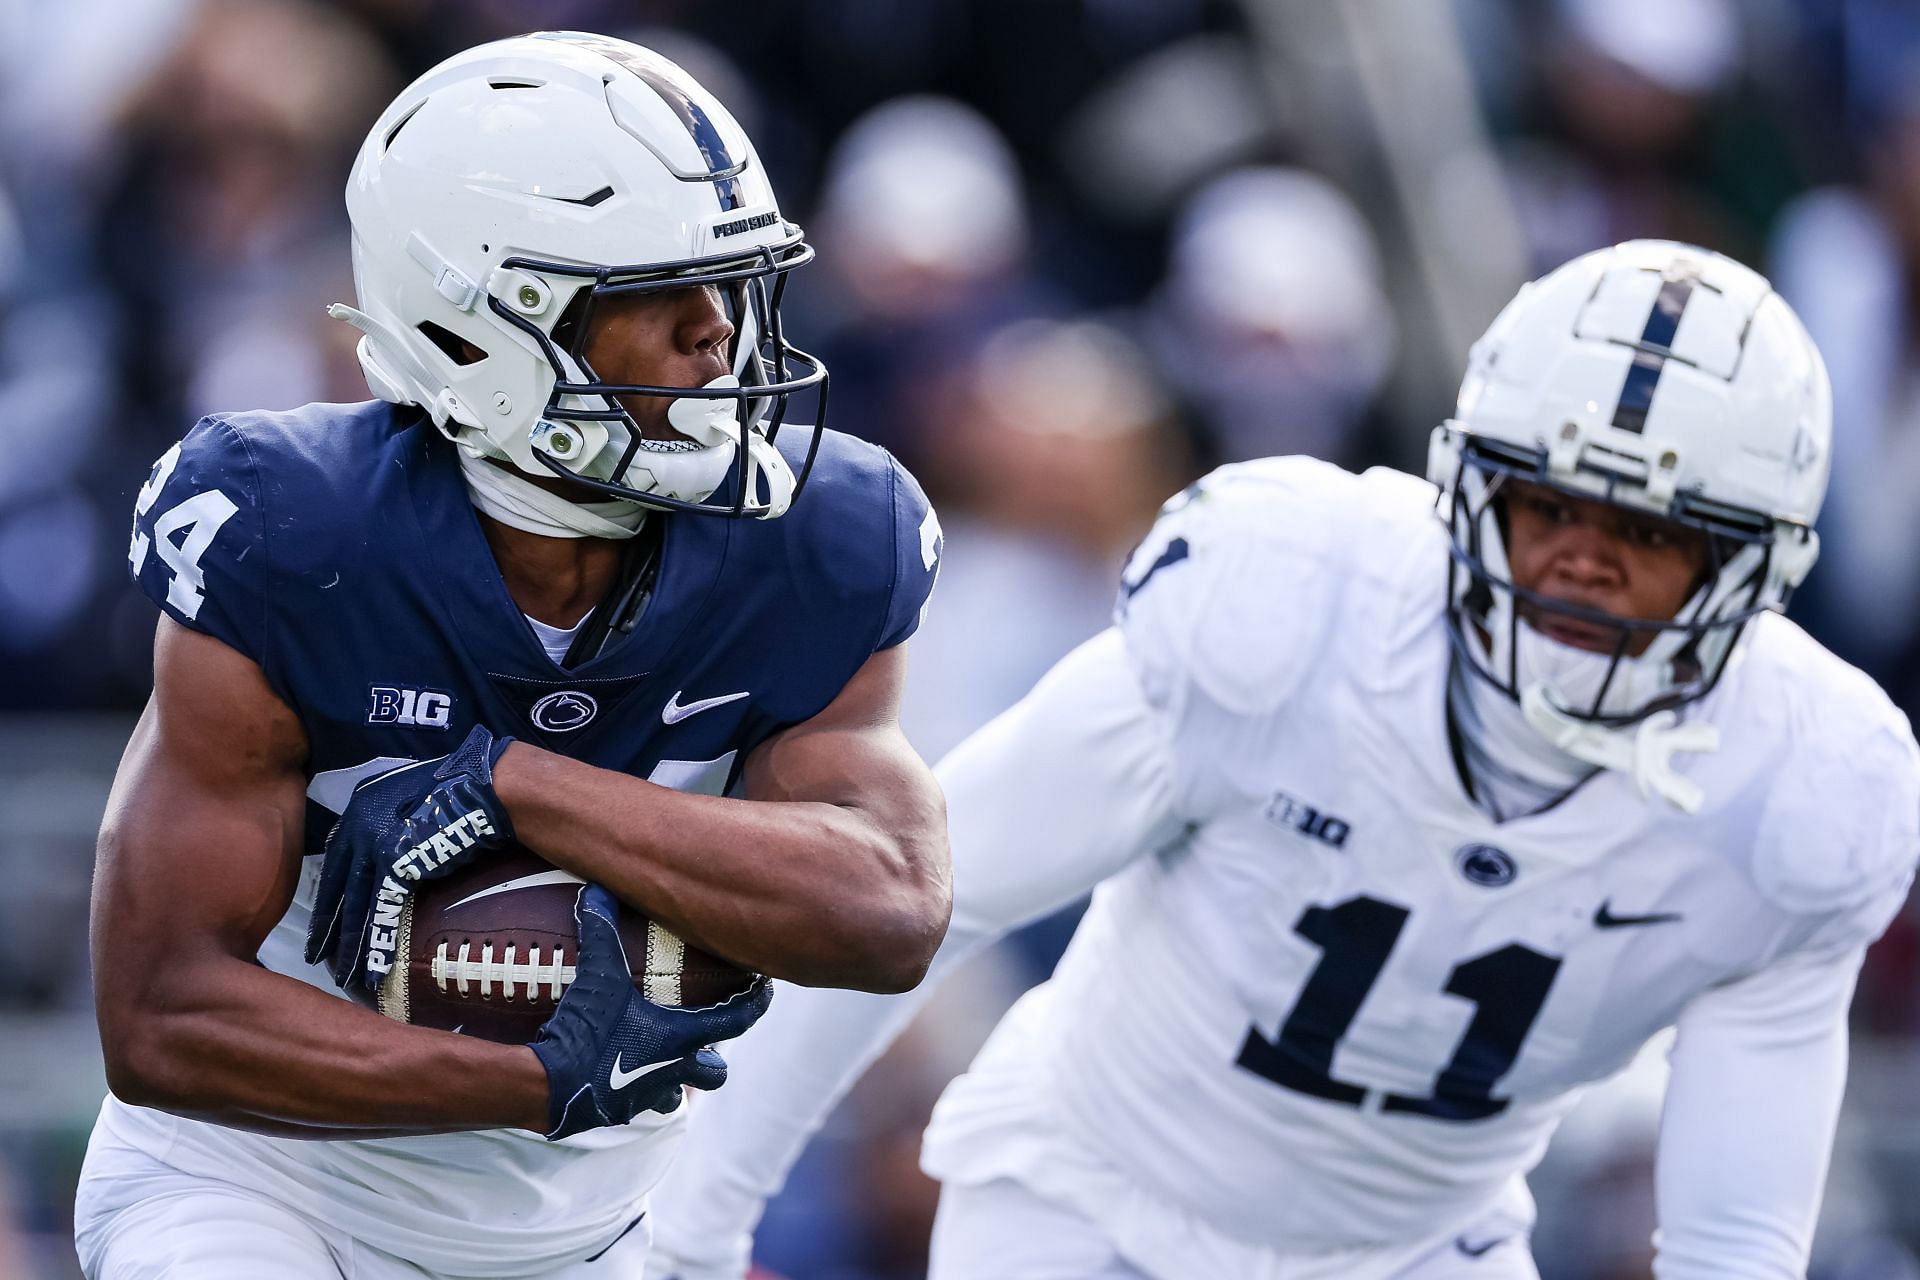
[77,32,949,1280]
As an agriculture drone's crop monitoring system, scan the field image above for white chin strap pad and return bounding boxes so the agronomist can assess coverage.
[658,376,797,518]
[1508,621,1676,724]
[624,433,735,509]
[1520,683,1720,814]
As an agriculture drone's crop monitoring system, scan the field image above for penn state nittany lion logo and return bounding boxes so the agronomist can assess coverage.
[1454,843,1517,888]
[530,690,598,733]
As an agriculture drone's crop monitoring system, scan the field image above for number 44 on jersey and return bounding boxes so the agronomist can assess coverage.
[129,442,238,622]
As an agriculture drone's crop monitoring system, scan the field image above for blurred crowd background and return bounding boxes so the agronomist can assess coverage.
[6,0,1920,1277]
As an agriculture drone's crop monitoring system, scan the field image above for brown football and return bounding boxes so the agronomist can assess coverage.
[359,844,758,1044]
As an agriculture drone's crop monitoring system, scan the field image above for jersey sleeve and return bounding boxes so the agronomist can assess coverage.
[127,416,271,672]
[876,453,940,650]
[1654,943,1863,1278]
[1752,709,1920,958]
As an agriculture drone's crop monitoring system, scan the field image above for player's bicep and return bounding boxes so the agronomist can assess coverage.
[741,645,938,822]
[936,626,1186,936]
[738,646,949,984]
[93,618,309,1009]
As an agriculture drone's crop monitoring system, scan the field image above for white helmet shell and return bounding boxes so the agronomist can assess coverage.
[1441,238,1830,529]
[332,31,823,520]
[1429,240,1832,730]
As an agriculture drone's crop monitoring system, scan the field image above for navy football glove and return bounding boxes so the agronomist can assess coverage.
[304,723,515,991]
[532,884,771,1141]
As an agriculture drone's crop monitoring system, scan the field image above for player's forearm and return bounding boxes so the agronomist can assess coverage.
[100,955,549,1138]
[494,743,947,992]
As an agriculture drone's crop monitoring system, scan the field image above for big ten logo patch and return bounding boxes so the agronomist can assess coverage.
[368,685,454,730]
[1264,789,1351,850]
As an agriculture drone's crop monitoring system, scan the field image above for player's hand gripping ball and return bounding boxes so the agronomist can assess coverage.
[305,723,515,991]
[532,885,772,1138]
[345,841,760,1044]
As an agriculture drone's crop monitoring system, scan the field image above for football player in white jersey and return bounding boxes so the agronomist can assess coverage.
[648,239,1920,1280]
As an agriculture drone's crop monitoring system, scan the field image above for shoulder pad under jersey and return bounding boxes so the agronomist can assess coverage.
[777,435,941,654]
[877,452,941,649]
[1114,456,1436,717]
[130,403,418,696]
[1748,630,1920,942]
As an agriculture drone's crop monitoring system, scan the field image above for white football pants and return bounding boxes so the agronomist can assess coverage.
[928,1177,1542,1280]
[73,1128,652,1280]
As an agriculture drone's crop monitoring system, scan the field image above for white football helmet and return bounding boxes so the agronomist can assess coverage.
[332,31,826,521]
[1429,240,1831,732]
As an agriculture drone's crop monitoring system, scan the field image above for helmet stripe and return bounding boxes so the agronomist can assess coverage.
[534,32,745,210]
[1611,268,1697,434]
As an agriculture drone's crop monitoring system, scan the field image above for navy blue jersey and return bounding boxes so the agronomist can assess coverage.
[128,401,940,842]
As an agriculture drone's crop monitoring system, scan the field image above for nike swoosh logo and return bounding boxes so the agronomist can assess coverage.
[661,690,749,724]
[445,869,586,912]
[1456,1236,1509,1259]
[1593,899,1684,929]
[583,1212,646,1264]
[609,1053,680,1091]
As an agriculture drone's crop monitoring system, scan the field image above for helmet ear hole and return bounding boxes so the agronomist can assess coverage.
[417,321,486,366]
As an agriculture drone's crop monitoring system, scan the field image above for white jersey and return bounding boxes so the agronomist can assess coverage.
[91,773,687,1277]
[650,457,1920,1280]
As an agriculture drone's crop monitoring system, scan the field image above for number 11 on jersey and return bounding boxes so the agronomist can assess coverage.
[1237,895,1563,1121]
